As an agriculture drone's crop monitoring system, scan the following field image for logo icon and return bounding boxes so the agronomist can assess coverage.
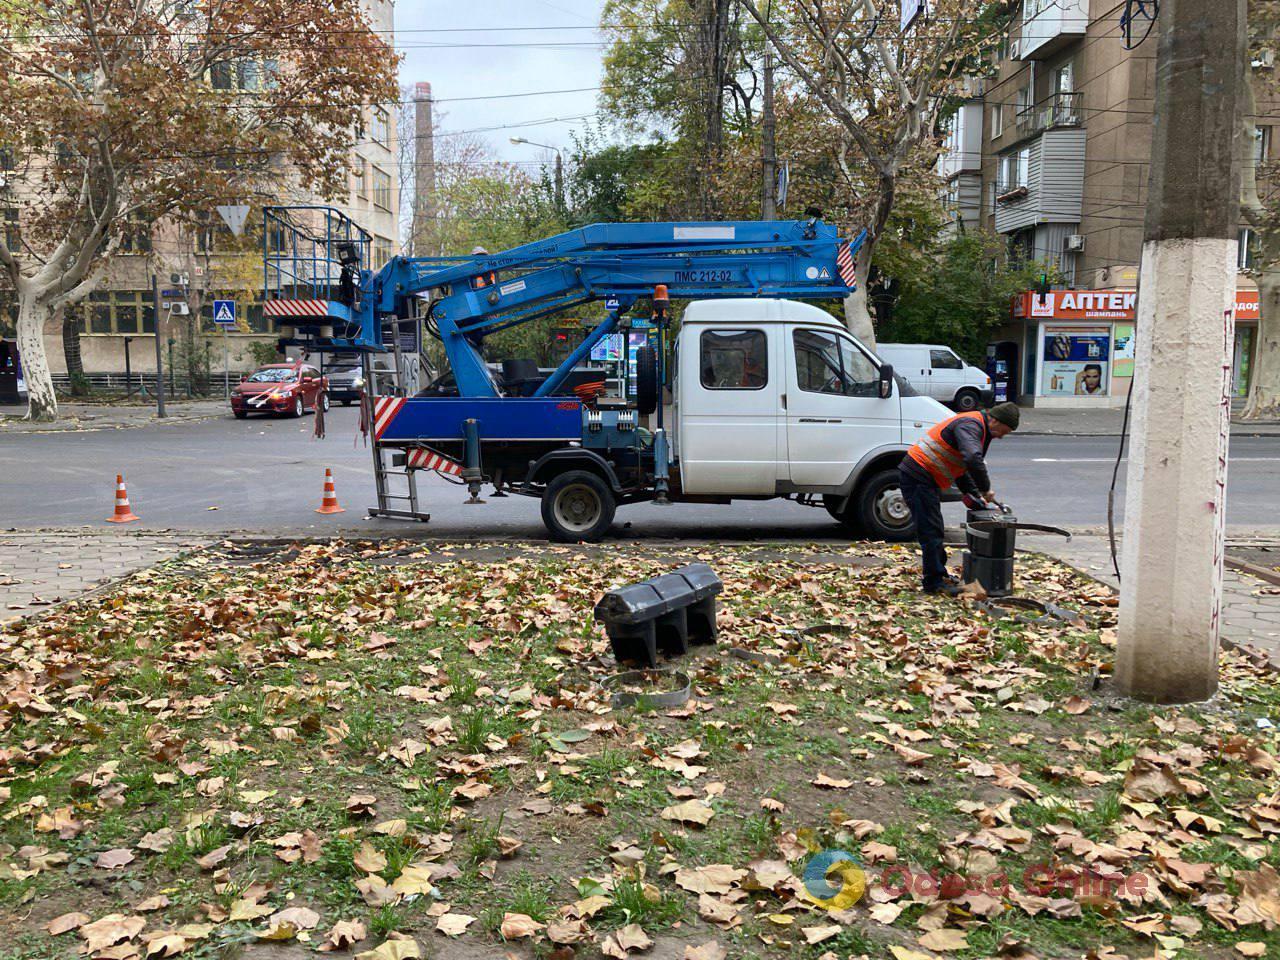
[802,850,866,911]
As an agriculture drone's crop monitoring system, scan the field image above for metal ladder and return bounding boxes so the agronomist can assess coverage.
[364,317,431,523]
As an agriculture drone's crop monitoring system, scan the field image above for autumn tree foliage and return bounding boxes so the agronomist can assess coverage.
[0,0,398,420]
[739,0,1010,345]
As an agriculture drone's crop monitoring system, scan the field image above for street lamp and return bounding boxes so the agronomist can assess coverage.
[510,137,564,213]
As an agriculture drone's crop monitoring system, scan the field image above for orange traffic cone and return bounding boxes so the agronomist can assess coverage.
[315,468,345,514]
[106,474,140,523]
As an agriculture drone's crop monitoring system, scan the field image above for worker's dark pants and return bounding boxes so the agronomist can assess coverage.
[898,468,947,591]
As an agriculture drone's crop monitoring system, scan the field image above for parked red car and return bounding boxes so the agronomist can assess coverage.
[231,362,328,419]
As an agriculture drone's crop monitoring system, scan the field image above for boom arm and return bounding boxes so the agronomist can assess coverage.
[263,210,865,398]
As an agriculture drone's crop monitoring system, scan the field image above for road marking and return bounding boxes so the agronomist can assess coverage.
[1030,457,1280,463]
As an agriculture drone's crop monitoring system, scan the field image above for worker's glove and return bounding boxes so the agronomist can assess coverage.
[961,494,984,510]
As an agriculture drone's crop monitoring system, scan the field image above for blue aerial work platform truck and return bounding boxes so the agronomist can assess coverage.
[262,206,952,542]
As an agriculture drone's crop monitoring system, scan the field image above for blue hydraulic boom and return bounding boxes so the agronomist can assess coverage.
[262,209,866,400]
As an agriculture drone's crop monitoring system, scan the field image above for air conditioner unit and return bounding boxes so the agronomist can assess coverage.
[1064,234,1086,252]
[169,302,190,315]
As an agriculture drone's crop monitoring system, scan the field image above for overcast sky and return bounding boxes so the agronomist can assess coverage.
[396,0,608,165]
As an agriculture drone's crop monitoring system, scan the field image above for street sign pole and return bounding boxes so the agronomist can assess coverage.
[211,299,237,401]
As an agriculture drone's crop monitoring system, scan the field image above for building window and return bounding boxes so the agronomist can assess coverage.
[1239,228,1258,271]
[210,59,278,92]
[371,108,390,147]
[194,212,236,254]
[1254,125,1273,163]
[373,236,394,267]
[700,329,767,389]
[121,215,152,254]
[355,159,369,199]
[990,102,1004,140]
[80,291,155,335]
[2,207,18,251]
[0,144,13,171]
[372,167,392,210]
[998,148,1030,194]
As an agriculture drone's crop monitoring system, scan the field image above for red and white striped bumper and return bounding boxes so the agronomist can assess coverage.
[405,448,463,475]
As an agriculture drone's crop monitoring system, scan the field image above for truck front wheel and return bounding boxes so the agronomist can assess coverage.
[542,470,616,543]
[856,468,916,542]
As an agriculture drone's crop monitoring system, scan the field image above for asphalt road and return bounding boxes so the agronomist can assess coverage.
[2,406,1277,537]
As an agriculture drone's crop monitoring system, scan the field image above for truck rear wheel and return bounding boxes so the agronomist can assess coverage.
[542,470,616,543]
[856,468,916,542]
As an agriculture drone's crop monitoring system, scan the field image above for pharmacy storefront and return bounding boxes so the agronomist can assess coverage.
[1010,288,1261,407]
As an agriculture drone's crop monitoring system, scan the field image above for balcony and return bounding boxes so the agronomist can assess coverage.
[1015,93,1083,138]
[1018,0,1088,60]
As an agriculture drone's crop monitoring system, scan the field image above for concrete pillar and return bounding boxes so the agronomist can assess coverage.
[1115,238,1236,702]
[1114,0,1246,703]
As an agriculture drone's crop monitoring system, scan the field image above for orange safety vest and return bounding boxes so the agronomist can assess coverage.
[905,411,988,489]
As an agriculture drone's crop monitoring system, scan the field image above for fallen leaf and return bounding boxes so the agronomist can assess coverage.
[80,915,146,953]
[685,943,728,960]
[46,912,90,935]
[602,923,653,957]
[97,848,136,870]
[500,913,544,939]
[355,934,421,960]
[919,928,970,951]
[327,920,367,948]
[354,841,388,874]
[802,925,841,944]
[661,799,714,826]
[435,914,476,937]
[195,845,230,870]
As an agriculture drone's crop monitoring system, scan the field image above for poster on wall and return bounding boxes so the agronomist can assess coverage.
[1041,328,1111,396]
[1113,324,1135,378]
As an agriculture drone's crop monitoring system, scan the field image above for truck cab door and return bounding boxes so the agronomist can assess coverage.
[784,327,901,487]
[676,326,782,495]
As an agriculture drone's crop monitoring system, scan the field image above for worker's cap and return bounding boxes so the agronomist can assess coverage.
[988,402,1020,431]
[470,245,490,256]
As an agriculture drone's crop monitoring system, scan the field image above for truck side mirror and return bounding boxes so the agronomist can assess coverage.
[878,363,894,399]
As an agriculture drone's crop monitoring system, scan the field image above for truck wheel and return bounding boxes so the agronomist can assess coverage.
[856,468,916,541]
[953,388,981,412]
[822,494,861,534]
[635,345,659,416]
[542,470,616,543]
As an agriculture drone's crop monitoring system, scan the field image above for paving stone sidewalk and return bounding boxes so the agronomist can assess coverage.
[0,531,209,623]
[1022,533,1280,664]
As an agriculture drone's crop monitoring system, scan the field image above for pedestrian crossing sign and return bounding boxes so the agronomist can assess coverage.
[212,299,236,328]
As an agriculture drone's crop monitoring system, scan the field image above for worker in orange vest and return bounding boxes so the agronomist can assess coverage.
[898,402,1021,595]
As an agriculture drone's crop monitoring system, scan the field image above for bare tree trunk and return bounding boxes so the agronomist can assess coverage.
[843,245,877,348]
[1241,269,1280,419]
[16,293,57,421]
[61,304,87,395]
[1239,64,1279,420]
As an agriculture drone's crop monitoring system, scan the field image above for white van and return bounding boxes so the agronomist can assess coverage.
[874,344,993,411]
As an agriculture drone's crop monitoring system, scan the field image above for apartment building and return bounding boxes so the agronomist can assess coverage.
[938,0,1274,407]
[0,0,398,385]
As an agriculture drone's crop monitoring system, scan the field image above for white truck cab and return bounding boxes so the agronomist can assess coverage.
[667,299,952,538]
[875,343,993,411]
